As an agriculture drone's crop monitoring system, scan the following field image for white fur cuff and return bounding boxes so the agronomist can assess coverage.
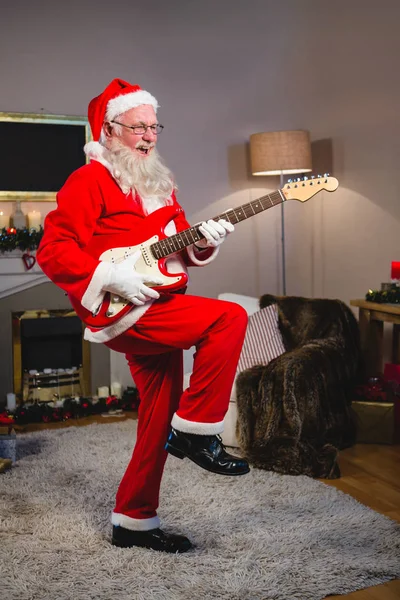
[111,512,160,531]
[171,412,224,435]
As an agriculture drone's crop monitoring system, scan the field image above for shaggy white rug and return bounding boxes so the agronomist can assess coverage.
[1,421,399,600]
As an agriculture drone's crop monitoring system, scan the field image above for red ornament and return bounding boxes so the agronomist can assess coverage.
[6,227,17,235]
[0,411,14,425]
[22,252,36,270]
[106,395,118,406]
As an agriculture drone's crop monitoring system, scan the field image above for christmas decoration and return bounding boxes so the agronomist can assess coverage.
[365,287,400,304]
[120,387,140,411]
[354,376,389,403]
[0,412,15,435]
[0,226,43,253]
[4,388,140,425]
[22,251,36,270]
[0,412,15,426]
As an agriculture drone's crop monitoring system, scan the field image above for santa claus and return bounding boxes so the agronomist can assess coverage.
[37,78,249,553]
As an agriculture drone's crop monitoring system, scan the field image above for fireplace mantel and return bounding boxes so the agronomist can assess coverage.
[0,252,48,299]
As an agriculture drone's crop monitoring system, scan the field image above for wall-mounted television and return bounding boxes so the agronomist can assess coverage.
[0,112,91,202]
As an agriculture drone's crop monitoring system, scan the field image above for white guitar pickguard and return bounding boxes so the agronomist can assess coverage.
[99,237,182,318]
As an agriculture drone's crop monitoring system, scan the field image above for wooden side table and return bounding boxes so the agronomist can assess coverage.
[350,299,400,376]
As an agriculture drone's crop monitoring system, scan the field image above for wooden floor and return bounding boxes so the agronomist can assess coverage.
[14,415,400,599]
[324,443,400,599]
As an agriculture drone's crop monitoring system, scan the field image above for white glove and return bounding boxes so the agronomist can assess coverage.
[194,219,234,249]
[102,250,163,306]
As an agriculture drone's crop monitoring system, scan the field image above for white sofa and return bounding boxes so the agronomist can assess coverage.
[183,293,259,447]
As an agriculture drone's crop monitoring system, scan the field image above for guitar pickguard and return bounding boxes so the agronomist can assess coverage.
[99,237,183,318]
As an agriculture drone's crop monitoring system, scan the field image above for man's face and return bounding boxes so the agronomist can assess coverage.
[109,105,158,157]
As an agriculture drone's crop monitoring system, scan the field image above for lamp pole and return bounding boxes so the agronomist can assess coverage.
[280,171,286,296]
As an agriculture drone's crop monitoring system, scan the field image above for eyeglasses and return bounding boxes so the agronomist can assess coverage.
[111,120,164,135]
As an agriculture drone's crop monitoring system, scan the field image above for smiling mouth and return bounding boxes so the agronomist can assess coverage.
[136,146,152,156]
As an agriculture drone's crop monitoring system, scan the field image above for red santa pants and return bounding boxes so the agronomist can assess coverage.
[104,293,247,531]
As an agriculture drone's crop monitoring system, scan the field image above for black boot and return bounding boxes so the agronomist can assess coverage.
[165,428,250,476]
[112,526,192,553]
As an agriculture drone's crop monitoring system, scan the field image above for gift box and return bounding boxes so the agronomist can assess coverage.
[383,363,400,434]
[352,401,396,444]
[0,428,17,462]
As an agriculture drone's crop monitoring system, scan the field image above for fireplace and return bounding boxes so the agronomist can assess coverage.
[12,309,91,402]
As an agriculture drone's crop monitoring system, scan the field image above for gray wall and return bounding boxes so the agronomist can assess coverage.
[0,0,399,381]
[0,283,110,405]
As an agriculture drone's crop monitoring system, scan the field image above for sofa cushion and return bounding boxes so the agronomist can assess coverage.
[237,304,286,373]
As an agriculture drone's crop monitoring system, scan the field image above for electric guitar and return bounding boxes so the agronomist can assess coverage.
[70,174,339,328]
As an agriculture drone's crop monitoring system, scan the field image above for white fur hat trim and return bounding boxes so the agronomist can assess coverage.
[106,90,159,121]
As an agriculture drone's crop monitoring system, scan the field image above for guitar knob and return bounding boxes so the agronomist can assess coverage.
[112,296,120,302]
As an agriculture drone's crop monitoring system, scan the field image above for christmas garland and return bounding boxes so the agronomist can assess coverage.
[0,227,44,253]
[366,287,400,304]
[1,388,140,425]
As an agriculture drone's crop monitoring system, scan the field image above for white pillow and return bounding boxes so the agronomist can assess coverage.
[237,304,286,373]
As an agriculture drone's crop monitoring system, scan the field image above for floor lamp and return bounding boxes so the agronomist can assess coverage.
[249,130,312,295]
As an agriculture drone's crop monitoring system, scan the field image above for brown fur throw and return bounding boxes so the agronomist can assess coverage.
[236,294,362,479]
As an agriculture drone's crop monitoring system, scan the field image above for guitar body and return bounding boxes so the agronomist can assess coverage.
[69,205,189,328]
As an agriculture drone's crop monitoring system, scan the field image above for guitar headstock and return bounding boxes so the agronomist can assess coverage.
[282,174,339,202]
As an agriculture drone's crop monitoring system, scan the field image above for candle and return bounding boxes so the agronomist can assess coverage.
[0,211,9,229]
[6,393,16,412]
[391,261,400,281]
[111,382,122,398]
[97,386,109,398]
[28,210,42,231]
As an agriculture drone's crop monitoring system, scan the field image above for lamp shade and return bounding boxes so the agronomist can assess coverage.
[250,130,312,176]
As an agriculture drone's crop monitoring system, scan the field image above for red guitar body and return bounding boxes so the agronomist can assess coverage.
[69,205,188,328]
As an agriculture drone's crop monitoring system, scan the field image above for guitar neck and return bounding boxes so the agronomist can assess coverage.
[150,189,284,259]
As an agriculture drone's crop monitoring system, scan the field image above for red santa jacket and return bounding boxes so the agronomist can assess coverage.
[37,160,218,342]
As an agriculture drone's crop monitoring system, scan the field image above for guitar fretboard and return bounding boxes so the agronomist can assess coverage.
[150,189,284,259]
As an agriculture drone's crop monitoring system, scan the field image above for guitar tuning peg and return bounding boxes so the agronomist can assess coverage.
[310,175,315,179]
[296,177,301,182]
[303,176,308,181]
[324,172,330,177]
[317,174,322,178]
[287,178,292,183]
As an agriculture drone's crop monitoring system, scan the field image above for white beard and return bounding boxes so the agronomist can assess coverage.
[104,140,176,213]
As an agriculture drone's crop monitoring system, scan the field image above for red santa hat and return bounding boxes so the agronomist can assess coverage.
[85,78,159,157]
